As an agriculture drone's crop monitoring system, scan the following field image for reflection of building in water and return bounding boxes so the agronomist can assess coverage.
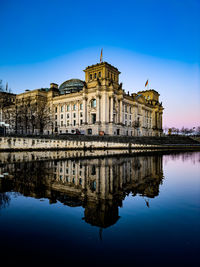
[0,155,163,228]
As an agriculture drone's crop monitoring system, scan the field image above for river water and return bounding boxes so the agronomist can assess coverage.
[0,151,199,266]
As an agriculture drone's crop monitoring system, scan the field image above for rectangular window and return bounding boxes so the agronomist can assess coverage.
[129,115,131,120]
[55,115,57,120]
[67,105,70,111]
[61,106,63,112]
[67,120,69,126]
[67,113,69,119]
[125,105,127,112]
[94,73,97,78]
[73,120,76,126]
[73,113,76,118]
[90,74,92,80]
[61,121,63,126]
[80,119,83,125]
[80,103,83,110]
[91,99,96,108]
[91,114,96,124]
[99,72,101,78]
[61,114,63,119]
[73,104,76,111]
[55,107,57,113]
[125,114,127,119]
[80,112,83,117]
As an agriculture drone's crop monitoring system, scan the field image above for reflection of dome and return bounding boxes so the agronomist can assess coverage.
[59,79,84,94]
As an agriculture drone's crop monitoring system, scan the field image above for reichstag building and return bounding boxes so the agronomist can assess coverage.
[1,61,163,136]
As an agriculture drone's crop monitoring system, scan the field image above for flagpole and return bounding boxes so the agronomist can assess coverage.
[100,48,103,63]
[144,78,149,90]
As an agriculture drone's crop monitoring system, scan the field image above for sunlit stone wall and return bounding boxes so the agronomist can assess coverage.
[0,137,156,151]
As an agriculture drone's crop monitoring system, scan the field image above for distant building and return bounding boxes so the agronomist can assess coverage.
[0,61,163,136]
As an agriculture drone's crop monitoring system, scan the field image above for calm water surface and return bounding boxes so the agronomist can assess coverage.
[0,151,199,266]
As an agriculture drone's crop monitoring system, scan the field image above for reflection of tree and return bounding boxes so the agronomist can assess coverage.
[0,192,11,209]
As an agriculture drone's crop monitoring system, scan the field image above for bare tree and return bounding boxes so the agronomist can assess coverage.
[0,80,15,126]
[35,102,52,134]
[196,126,200,135]
[132,118,140,129]
[29,103,37,134]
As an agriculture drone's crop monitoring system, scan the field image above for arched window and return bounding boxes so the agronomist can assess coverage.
[91,99,96,108]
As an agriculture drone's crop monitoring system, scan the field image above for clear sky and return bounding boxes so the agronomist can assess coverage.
[0,0,199,129]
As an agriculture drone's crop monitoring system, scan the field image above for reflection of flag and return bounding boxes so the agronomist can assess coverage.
[145,79,148,87]
[100,48,103,63]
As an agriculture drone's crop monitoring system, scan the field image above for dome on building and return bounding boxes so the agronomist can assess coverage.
[59,79,84,94]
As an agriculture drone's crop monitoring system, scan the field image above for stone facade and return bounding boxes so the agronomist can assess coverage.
[0,61,163,136]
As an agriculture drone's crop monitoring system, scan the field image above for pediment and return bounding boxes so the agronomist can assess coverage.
[136,94,146,104]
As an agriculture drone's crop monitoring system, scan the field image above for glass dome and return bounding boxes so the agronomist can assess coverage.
[59,79,84,94]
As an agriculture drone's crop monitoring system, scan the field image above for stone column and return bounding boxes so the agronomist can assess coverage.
[70,103,73,126]
[102,92,107,123]
[117,100,120,123]
[83,97,87,124]
[96,95,100,123]
[110,95,114,122]
[58,104,61,130]
[64,103,66,128]
[105,94,109,123]
[158,112,162,129]
[120,100,123,123]
[77,101,79,126]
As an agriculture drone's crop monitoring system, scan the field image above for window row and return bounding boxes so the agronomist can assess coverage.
[57,120,83,127]
[89,72,101,80]
[55,103,83,113]
[58,175,83,185]
[55,112,83,120]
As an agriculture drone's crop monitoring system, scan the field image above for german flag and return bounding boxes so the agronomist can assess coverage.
[145,79,148,87]
[100,48,103,63]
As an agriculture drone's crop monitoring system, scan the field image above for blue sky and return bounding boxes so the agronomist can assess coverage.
[0,0,199,128]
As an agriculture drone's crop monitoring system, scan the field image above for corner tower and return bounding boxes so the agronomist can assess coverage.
[83,62,121,87]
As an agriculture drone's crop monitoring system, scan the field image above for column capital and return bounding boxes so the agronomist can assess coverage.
[95,93,101,98]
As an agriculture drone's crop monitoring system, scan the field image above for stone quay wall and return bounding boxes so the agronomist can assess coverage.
[0,136,199,152]
[0,136,159,151]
